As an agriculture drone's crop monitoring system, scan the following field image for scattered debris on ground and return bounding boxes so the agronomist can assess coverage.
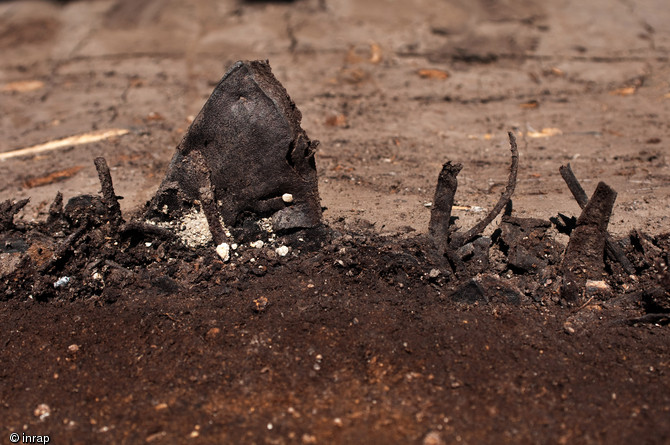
[1,56,669,444]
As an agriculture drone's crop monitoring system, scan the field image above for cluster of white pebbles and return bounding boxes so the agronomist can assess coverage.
[145,203,292,262]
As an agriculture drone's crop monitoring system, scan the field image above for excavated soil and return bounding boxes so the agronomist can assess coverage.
[1,0,670,444]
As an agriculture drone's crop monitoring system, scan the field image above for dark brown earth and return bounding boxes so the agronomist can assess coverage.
[1,0,670,444]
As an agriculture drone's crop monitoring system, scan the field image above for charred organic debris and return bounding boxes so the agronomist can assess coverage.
[0,60,668,325]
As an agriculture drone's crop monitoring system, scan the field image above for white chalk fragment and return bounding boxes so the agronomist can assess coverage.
[586,280,610,292]
[259,218,274,233]
[216,243,230,262]
[276,246,290,257]
[54,276,70,288]
[34,403,51,421]
[282,193,294,203]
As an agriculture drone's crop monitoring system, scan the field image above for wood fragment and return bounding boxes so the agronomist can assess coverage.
[188,150,227,246]
[626,313,670,325]
[455,131,519,248]
[120,221,176,240]
[94,157,123,226]
[559,164,635,275]
[559,164,588,206]
[23,166,84,188]
[38,224,88,273]
[0,129,129,161]
[429,161,462,255]
[0,198,29,232]
[561,181,617,302]
[0,79,44,93]
[46,192,63,226]
[418,69,450,80]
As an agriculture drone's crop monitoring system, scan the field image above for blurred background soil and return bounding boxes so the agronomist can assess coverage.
[1,0,669,236]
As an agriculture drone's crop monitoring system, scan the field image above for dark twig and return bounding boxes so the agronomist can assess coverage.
[199,186,227,246]
[0,198,30,231]
[559,164,589,206]
[561,182,617,302]
[38,224,88,273]
[46,192,63,226]
[429,161,462,255]
[192,151,227,246]
[120,221,177,241]
[626,313,670,325]
[94,157,123,225]
[455,131,519,248]
[559,164,635,275]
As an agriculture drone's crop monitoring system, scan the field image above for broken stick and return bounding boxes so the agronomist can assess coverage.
[429,161,462,254]
[94,157,123,226]
[0,198,29,232]
[559,164,635,275]
[0,129,129,161]
[46,192,64,226]
[561,181,617,302]
[455,131,519,248]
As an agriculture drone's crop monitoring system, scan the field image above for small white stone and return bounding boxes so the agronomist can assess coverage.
[54,276,70,288]
[586,279,610,291]
[145,242,152,247]
[276,246,290,257]
[68,344,79,353]
[282,193,294,203]
[231,243,238,250]
[250,240,264,249]
[34,404,51,421]
[216,243,230,262]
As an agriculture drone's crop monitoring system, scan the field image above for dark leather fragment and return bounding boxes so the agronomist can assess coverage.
[146,60,321,233]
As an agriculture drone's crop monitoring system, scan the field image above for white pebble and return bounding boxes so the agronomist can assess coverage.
[276,246,289,257]
[282,193,294,203]
[216,243,230,262]
[54,276,70,288]
[250,240,264,249]
[34,404,51,421]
